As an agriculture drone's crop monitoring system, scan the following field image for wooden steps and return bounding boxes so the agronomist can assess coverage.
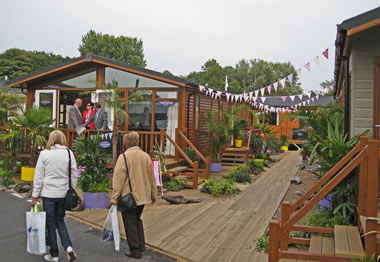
[221,153,246,166]
[167,166,188,173]
[281,226,364,261]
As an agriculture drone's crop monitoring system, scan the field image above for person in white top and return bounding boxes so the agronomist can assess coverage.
[31,130,78,262]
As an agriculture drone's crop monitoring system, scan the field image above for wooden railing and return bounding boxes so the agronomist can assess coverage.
[160,128,199,189]
[268,137,379,261]
[176,128,210,180]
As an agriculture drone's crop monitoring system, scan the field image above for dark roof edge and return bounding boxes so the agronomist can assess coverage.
[7,55,87,87]
[7,52,199,89]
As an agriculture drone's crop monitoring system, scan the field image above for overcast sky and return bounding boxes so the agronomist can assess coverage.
[2,0,380,93]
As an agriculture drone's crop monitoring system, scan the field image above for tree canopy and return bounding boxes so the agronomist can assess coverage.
[78,30,146,68]
[186,58,303,95]
[0,48,71,80]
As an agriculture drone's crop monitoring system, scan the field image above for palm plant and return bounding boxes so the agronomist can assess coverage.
[74,133,112,192]
[4,107,54,167]
[203,109,230,162]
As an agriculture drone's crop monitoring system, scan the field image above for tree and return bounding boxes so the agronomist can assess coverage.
[78,30,146,67]
[0,85,25,123]
[320,79,335,95]
[0,48,71,80]
[186,58,303,95]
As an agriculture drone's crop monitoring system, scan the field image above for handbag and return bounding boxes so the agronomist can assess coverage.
[65,149,80,210]
[117,154,136,211]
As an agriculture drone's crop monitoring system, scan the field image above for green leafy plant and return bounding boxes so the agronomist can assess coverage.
[202,109,230,162]
[353,254,376,262]
[250,133,264,155]
[254,236,269,253]
[163,176,187,192]
[255,152,269,160]
[4,107,54,167]
[307,210,351,237]
[266,133,282,153]
[181,147,206,169]
[0,160,16,186]
[247,159,265,173]
[74,133,112,193]
[280,134,289,147]
[227,164,251,183]
[201,178,240,197]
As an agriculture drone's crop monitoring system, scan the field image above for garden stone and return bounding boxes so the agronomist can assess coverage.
[14,182,33,193]
[290,175,302,184]
[162,195,203,204]
[269,156,280,162]
[295,190,305,196]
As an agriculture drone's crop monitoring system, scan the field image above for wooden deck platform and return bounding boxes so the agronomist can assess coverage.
[68,151,301,261]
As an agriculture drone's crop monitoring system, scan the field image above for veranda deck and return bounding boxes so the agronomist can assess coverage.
[68,151,301,262]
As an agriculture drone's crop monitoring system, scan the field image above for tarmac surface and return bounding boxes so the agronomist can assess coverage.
[0,191,176,262]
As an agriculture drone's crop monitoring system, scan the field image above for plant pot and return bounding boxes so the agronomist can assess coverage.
[234,139,243,148]
[318,193,333,211]
[83,192,110,209]
[281,145,288,151]
[21,166,35,182]
[210,162,222,173]
[254,159,264,162]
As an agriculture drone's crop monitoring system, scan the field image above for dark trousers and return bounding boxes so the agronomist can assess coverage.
[121,205,145,253]
[42,197,72,257]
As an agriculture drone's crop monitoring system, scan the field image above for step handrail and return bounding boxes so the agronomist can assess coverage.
[176,128,206,162]
[290,137,367,212]
[160,129,194,166]
[282,147,368,233]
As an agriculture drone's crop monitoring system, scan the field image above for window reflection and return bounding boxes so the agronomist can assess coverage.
[128,90,152,131]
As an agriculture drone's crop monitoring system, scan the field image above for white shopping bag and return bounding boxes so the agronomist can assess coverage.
[26,206,46,255]
[101,206,120,251]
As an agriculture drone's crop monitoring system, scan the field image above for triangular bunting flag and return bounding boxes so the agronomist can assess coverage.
[261,97,266,103]
[226,93,231,102]
[255,90,259,97]
[305,63,311,71]
[298,94,303,100]
[199,85,205,92]
[296,68,302,77]
[281,96,287,103]
[316,95,320,100]
[267,85,272,94]
[216,91,222,99]
[252,97,257,103]
[314,56,320,65]
[273,82,278,92]
[290,96,295,102]
[280,78,286,87]
[322,48,329,59]
[260,88,265,96]
[249,92,253,100]
[311,97,315,103]
[287,74,293,84]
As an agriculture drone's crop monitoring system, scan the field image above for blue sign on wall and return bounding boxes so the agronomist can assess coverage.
[99,141,111,148]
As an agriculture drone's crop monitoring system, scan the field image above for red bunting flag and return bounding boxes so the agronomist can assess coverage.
[281,96,287,102]
[322,48,329,59]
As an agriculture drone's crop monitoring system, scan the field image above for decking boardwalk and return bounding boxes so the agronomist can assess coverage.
[68,151,301,262]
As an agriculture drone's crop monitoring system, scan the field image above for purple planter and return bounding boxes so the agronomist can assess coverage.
[83,192,110,209]
[318,193,333,211]
[210,162,222,173]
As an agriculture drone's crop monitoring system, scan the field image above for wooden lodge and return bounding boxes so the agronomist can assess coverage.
[268,6,380,261]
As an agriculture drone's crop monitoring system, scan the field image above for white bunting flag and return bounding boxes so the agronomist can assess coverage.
[298,94,303,100]
[260,88,265,96]
[249,91,253,100]
[255,90,259,97]
[226,93,231,102]
[314,56,320,65]
[287,74,293,84]
[261,97,266,103]
[296,69,302,77]
[252,97,257,103]
[273,82,278,92]
[280,78,286,87]
[267,85,272,94]
[290,96,295,102]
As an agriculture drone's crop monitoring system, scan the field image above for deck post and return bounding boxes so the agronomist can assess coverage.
[175,128,179,162]
[358,137,368,223]
[160,129,166,154]
[365,139,378,256]
[280,202,291,251]
[269,220,280,262]
[193,160,199,189]
[205,156,210,179]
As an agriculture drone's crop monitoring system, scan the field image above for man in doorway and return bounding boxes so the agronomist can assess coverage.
[68,98,84,130]
[85,102,110,131]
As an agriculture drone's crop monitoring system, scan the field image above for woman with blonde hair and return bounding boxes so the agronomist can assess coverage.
[31,130,77,262]
[111,131,157,259]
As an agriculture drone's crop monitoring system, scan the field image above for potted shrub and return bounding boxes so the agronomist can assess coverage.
[4,107,54,181]
[203,109,229,173]
[280,134,289,151]
[230,118,248,148]
[74,133,112,209]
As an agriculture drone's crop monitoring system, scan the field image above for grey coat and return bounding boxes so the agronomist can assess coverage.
[85,109,110,130]
[68,106,84,129]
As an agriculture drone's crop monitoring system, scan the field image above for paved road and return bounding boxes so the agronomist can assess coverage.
[0,191,176,262]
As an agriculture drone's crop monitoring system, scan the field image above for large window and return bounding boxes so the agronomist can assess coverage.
[266,112,279,126]
[59,71,96,88]
[128,90,152,131]
[105,67,178,88]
